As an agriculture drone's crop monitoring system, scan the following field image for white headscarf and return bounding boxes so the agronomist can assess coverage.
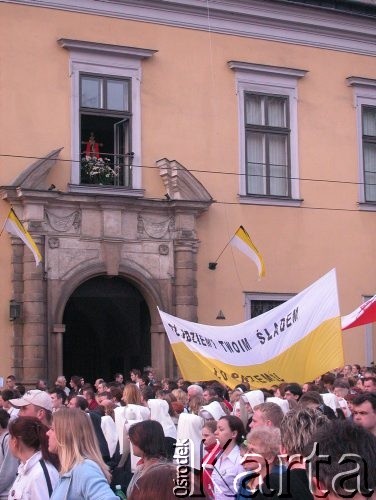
[148,399,177,439]
[266,397,290,415]
[199,401,226,421]
[243,390,265,410]
[175,413,204,470]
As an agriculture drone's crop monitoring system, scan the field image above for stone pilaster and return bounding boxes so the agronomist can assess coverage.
[22,235,46,384]
[10,238,24,381]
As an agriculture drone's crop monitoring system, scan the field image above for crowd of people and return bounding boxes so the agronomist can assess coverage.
[0,363,375,499]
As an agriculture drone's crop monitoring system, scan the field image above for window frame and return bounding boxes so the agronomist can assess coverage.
[228,61,307,206]
[347,76,376,210]
[245,292,294,320]
[244,91,291,197]
[58,39,156,194]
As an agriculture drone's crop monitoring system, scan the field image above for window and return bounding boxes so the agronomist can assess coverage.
[245,293,293,320]
[80,74,132,187]
[58,39,156,194]
[228,61,307,206]
[347,76,376,208]
[245,93,290,197]
[362,106,376,202]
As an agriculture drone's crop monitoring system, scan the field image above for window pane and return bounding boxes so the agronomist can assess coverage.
[107,80,129,111]
[363,107,376,137]
[245,94,264,125]
[81,77,102,108]
[269,134,289,196]
[364,142,376,202]
[246,132,266,194]
[267,97,287,127]
[251,300,284,318]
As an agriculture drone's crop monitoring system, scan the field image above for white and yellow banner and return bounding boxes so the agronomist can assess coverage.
[159,269,343,389]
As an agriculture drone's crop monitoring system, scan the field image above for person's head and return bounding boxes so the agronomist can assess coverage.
[280,408,329,457]
[351,364,361,376]
[68,395,88,411]
[284,383,303,401]
[250,402,284,430]
[307,419,376,499]
[201,420,217,451]
[130,369,141,382]
[171,388,188,406]
[242,426,281,473]
[49,388,67,410]
[5,375,16,390]
[363,376,376,393]
[215,415,245,449]
[9,389,53,426]
[55,376,67,389]
[36,379,48,391]
[202,387,217,403]
[0,389,18,409]
[342,364,352,378]
[189,395,205,415]
[298,391,324,410]
[122,383,141,405]
[0,409,10,430]
[94,378,105,391]
[69,375,82,390]
[8,416,51,463]
[333,378,350,398]
[83,388,95,402]
[351,393,376,435]
[302,382,320,394]
[322,372,336,391]
[47,407,110,480]
[128,420,166,459]
[187,384,203,401]
[114,373,124,384]
[128,462,179,500]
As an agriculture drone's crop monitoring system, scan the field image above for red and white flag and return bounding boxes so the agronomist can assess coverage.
[341,295,376,330]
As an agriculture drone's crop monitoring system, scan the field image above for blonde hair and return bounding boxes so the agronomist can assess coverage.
[246,426,281,459]
[122,383,142,405]
[52,408,111,482]
[171,388,188,406]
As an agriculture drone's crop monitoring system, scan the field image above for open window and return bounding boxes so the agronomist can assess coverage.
[80,74,133,187]
[58,38,157,195]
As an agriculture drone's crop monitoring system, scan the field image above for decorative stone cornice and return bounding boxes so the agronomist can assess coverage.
[58,38,157,59]
[9,148,63,190]
[4,0,376,56]
[157,158,213,203]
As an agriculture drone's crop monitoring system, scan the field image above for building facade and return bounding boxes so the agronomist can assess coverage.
[0,0,375,385]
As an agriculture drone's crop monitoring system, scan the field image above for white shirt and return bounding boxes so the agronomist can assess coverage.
[8,451,59,500]
[211,445,244,500]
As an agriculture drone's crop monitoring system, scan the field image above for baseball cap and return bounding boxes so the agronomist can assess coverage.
[9,389,53,412]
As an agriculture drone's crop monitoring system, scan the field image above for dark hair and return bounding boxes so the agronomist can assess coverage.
[109,386,123,403]
[130,369,141,378]
[284,383,303,398]
[140,385,155,402]
[333,378,350,390]
[9,416,57,466]
[352,392,376,410]
[307,420,376,496]
[299,391,323,406]
[1,389,17,402]
[218,415,245,445]
[0,409,10,429]
[70,375,82,388]
[128,420,166,459]
[15,384,26,396]
[49,388,67,404]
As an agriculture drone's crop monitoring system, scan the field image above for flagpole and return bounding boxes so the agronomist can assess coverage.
[208,237,234,270]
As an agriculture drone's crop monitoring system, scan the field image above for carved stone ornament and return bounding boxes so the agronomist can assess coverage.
[48,237,60,249]
[158,244,169,255]
[46,210,81,233]
[137,215,174,239]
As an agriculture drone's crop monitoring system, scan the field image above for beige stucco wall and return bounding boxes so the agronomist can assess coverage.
[0,2,375,378]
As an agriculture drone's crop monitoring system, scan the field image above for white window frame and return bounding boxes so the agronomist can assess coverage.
[347,76,376,210]
[58,39,156,194]
[228,62,307,206]
[244,292,294,320]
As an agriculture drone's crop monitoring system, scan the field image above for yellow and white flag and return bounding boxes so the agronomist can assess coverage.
[230,226,265,278]
[4,209,42,266]
[159,269,343,389]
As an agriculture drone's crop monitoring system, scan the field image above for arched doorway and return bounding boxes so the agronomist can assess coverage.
[62,275,151,384]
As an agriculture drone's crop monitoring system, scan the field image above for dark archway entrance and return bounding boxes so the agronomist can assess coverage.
[62,276,151,384]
